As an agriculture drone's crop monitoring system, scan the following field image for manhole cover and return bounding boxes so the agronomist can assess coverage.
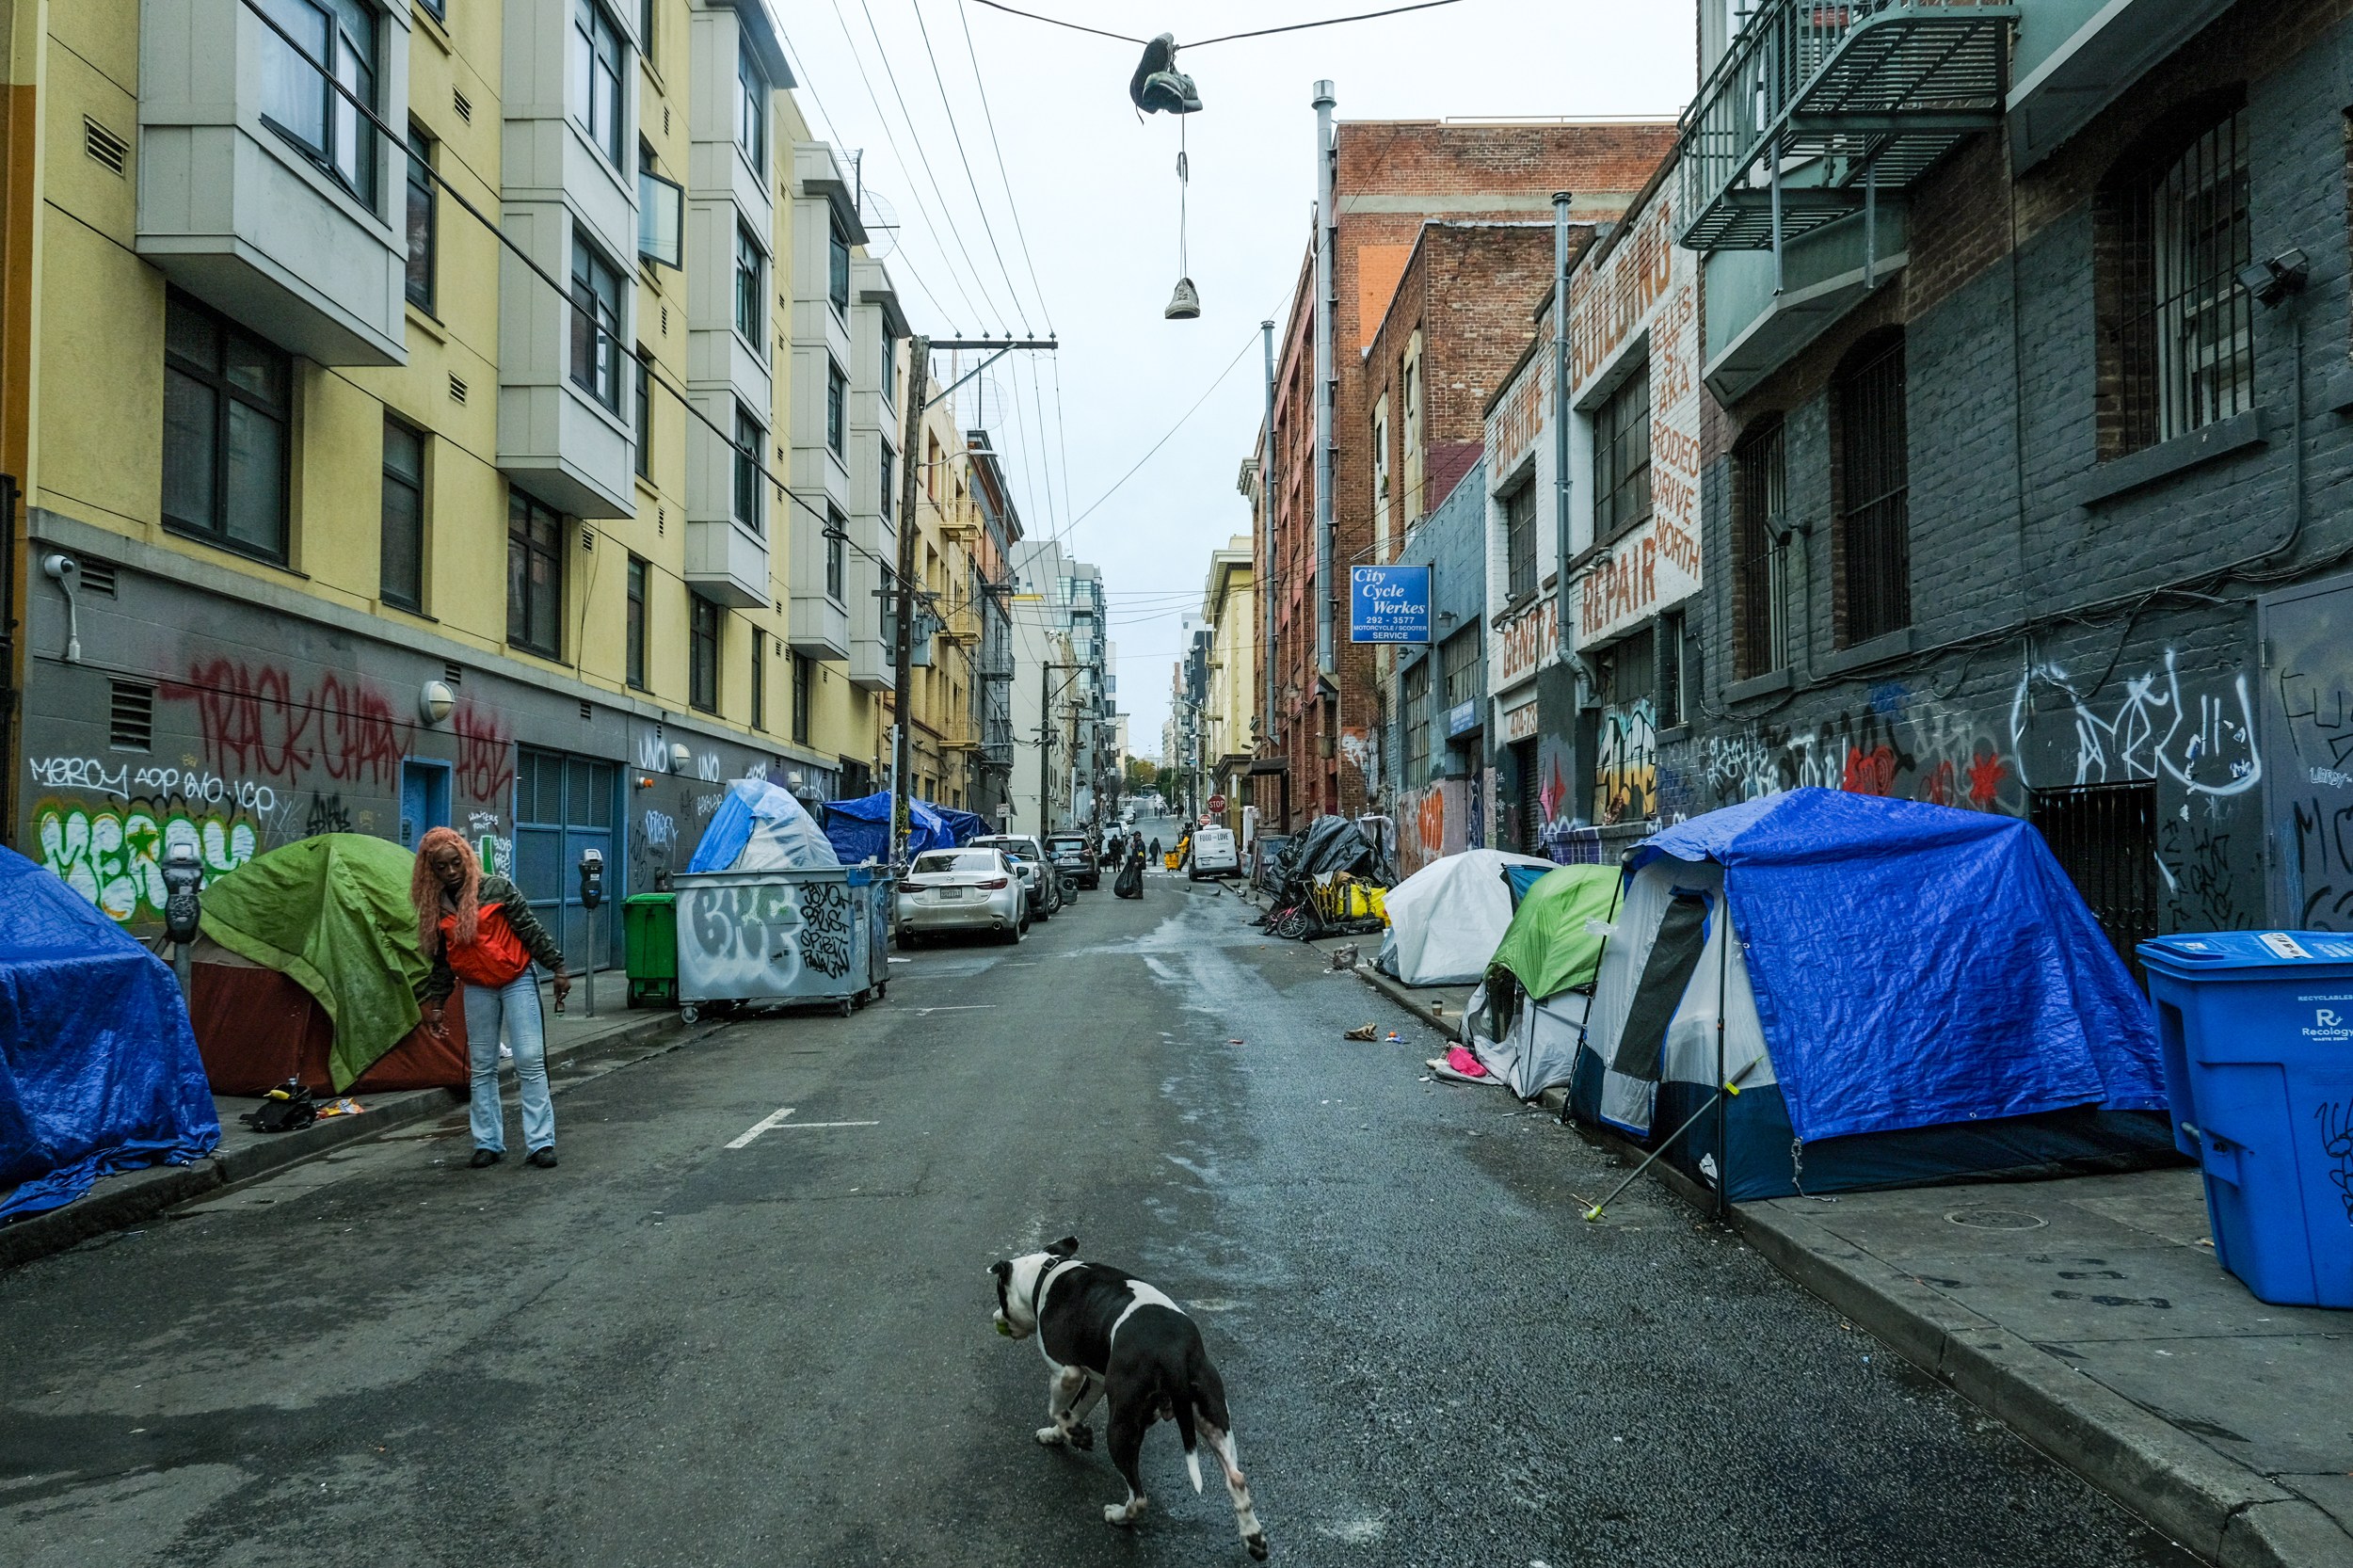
[1945,1208,2047,1230]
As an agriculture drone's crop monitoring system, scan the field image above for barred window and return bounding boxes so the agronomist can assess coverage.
[1593,360,1652,540]
[1440,625,1481,711]
[1834,332,1911,647]
[1402,659,1431,786]
[1504,478,1538,601]
[2116,105,2251,453]
[1733,415,1787,680]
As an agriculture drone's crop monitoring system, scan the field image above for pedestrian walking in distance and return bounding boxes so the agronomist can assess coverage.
[1148,836,1163,864]
[411,827,571,1170]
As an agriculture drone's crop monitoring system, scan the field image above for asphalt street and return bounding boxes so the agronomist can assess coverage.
[1,816,2200,1567]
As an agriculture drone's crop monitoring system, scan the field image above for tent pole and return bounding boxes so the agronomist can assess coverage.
[1585,1060,1757,1223]
[1715,888,1730,1221]
[1560,870,1627,1127]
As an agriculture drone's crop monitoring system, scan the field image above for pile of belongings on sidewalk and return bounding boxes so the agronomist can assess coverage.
[1253,815,1393,938]
[693,778,843,872]
[817,790,980,867]
[2,844,219,1220]
[188,834,468,1096]
[1448,789,2179,1200]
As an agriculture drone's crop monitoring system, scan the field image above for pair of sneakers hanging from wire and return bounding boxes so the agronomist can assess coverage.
[1128,35,1203,320]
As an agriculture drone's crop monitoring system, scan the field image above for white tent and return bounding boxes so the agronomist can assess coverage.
[1461,982,1591,1099]
[1378,849,1557,985]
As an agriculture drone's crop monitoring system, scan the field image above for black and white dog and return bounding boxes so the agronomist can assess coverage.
[990,1237,1270,1559]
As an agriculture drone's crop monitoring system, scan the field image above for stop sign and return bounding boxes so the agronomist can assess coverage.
[1208,793,1227,813]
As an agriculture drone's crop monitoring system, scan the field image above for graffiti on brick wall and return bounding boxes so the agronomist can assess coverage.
[1398,778,1474,877]
[2010,650,2260,799]
[452,701,516,803]
[1689,694,2023,817]
[1596,699,1657,826]
[35,799,261,922]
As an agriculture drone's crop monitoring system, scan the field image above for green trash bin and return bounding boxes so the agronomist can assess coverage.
[624,892,679,1007]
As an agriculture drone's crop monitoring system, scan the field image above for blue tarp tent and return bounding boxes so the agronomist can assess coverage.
[685,779,839,873]
[820,793,976,864]
[1,846,220,1221]
[1570,790,2175,1200]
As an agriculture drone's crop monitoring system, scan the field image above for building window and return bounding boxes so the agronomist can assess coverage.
[507,488,564,657]
[1606,625,1656,713]
[1401,659,1430,786]
[1732,415,1787,680]
[733,401,763,534]
[1593,360,1653,541]
[1440,625,1481,712]
[405,127,436,310]
[1657,608,1686,730]
[749,629,766,730]
[626,554,648,689]
[879,440,896,516]
[736,39,767,175]
[570,233,624,410]
[2114,104,2251,454]
[1401,335,1423,524]
[163,290,291,563]
[791,651,813,744]
[632,347,651,476]
[1834,331,1912,647]
[1504,476,1537,602]
[571,0,625,167]
[689,593,720,712]
[881,333,897,406]
[1370,397,1391,562]
[828,213,852,316]
[925,432,940,501]
[826,360,848,456]
[380,415,424,611]
[735,222,764,347]
[259,0,379,207]
[638,0,654,62]
[825,504,847,600]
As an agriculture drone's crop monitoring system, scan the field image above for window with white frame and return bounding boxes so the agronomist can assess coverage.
[571,0,625,168]
[736,39,767,176]
[259,0,381,206]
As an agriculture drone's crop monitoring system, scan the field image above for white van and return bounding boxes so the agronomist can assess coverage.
[1189,825,1240,880]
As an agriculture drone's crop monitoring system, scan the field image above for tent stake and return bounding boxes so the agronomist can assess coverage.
[1583,1060,1757,1223]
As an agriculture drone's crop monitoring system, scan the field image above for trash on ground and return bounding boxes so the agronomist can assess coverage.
[1343,1023,1377,1041]
[316,1097,366,1117]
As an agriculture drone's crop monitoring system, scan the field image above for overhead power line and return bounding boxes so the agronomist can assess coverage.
[967,0,1468,48]
[1066,326,1257,530]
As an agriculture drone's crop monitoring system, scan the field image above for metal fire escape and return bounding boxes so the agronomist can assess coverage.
[1676,1,2017,263]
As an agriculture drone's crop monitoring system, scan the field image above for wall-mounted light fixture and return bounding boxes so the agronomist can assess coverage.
[418,679,455,726]
[2239,248,2310,308]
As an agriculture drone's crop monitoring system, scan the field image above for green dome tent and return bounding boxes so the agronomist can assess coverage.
[198,835,433,1091]
[1487,864,1619,1000]
[1463,864,1621,1099]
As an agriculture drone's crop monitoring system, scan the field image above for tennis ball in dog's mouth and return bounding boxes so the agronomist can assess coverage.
[996,1320,1015,1337]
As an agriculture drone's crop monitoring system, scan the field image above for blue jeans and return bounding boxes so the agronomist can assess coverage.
[463,973,553,1154]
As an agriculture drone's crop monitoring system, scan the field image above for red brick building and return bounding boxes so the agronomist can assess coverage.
[1255,119,1677,830]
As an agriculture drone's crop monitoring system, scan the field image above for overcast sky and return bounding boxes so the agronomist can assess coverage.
[776,1,1696,755]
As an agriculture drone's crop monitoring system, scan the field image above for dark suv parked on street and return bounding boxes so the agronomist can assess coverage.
[1045,833,1099,890]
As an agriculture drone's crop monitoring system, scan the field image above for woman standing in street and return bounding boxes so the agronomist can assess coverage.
[411,827,571,1169]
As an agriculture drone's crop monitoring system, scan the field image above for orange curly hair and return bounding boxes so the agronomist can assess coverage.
[411,826,481,956]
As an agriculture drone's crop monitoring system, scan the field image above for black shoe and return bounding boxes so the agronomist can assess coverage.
[470,1148,502,1168]
[525,1146,558,1169]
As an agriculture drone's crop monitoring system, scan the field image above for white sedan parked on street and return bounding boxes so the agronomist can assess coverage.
[896,848,1028,947]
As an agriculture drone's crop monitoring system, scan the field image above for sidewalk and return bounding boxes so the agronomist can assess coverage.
[0,970,683,1272]
[1314,919,2353,1567]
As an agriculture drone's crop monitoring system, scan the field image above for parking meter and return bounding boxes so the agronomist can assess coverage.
[161,840,203,1000]
[577,848,603,1016]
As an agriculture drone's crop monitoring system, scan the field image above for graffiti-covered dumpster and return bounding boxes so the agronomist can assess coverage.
[671,865,892,1021]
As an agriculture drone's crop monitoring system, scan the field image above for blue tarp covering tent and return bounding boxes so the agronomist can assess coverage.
[820,792,977,865]
[1,845,220,1221]
[685,779,840,873]
[1570,790,2175,1200]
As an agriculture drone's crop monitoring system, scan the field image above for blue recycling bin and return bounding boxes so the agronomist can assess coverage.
[2139,931,2353,1308]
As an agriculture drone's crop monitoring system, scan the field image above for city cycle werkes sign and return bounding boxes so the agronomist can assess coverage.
[1348,565,1432,644]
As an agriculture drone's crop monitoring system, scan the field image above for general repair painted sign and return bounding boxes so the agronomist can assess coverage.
[1492,595,1557,691]
[1350,565,1432,644]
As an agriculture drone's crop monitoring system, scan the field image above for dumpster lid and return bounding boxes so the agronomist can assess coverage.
[2139,930,2353,968]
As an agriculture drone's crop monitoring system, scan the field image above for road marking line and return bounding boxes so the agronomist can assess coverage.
[727,1107,795,1148]
[913,1004,999,1016]
[779,1121,880,1128]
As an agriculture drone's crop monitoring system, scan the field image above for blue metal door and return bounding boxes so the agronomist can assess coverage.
[514,747,618,970]
[399,760,452,850]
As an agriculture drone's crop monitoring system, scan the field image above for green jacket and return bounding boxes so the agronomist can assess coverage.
[421,874,567,1002]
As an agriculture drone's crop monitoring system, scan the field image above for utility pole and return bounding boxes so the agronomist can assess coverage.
[1552,192,1575,666]
[888,334,1054,872]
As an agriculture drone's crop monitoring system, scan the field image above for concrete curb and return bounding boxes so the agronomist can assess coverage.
[1333,959,2347,1567]
[0,1011,683,1273]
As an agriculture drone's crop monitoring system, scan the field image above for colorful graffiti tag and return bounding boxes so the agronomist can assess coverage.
[36,801,260,921]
